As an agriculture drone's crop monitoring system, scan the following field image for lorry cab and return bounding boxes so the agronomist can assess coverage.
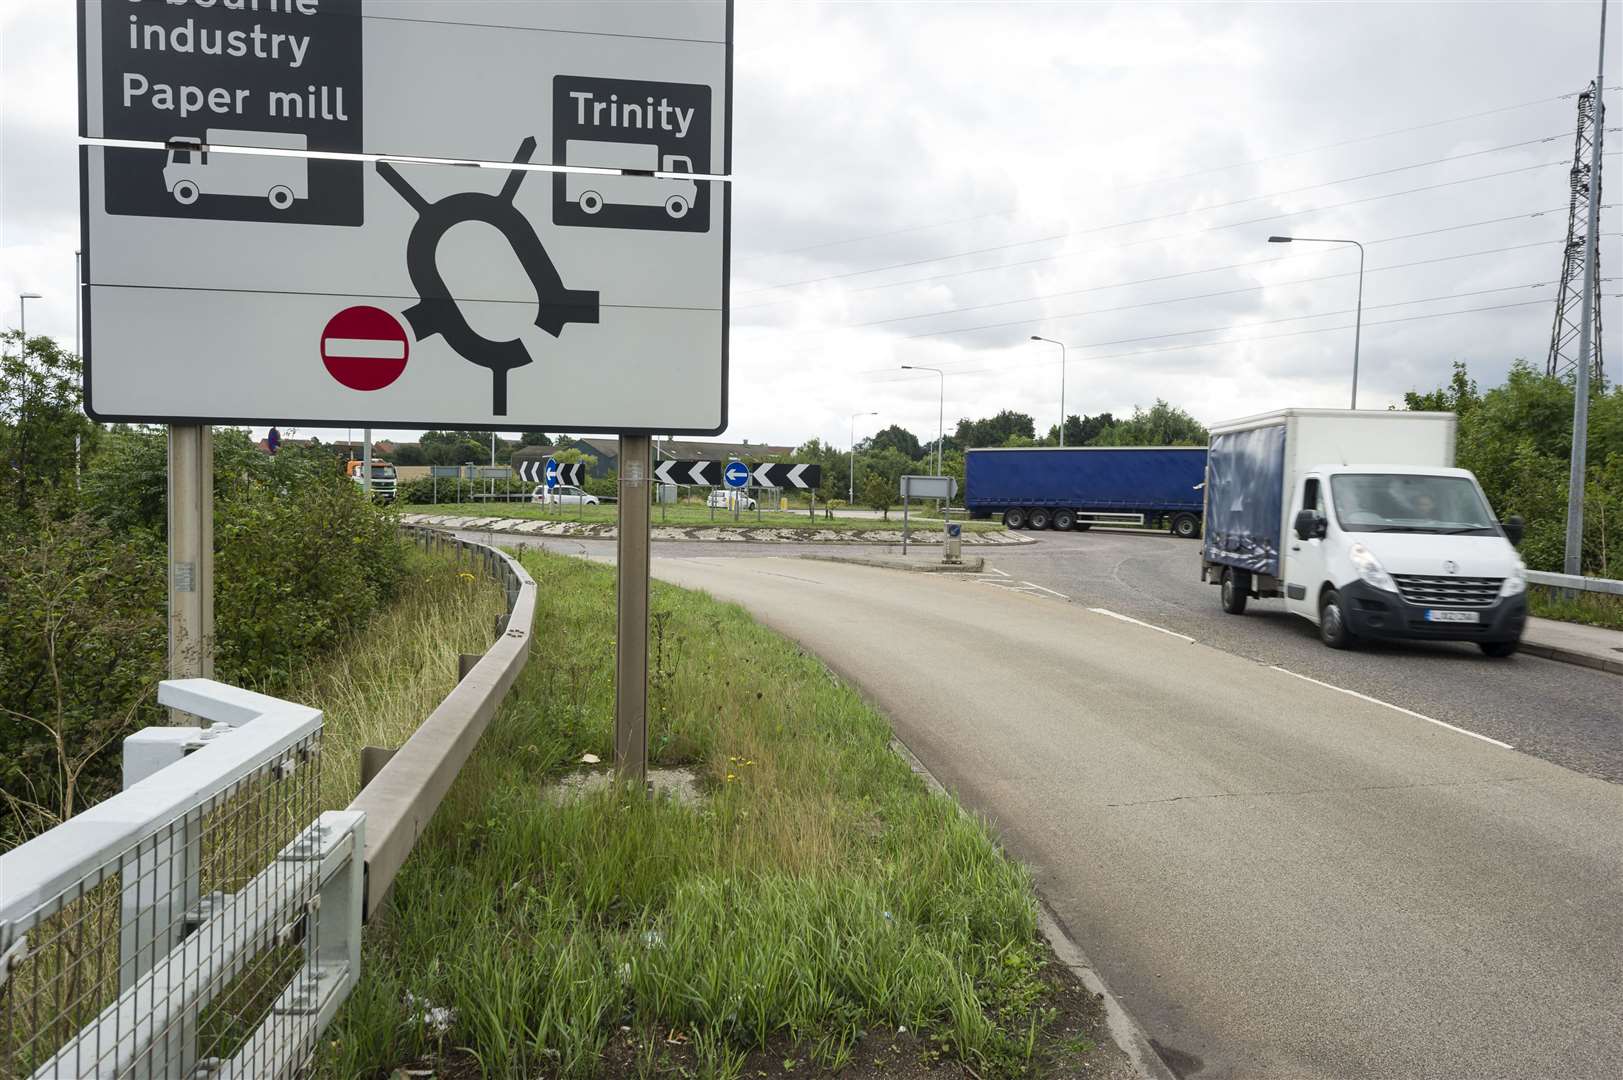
[1285,465,1526,653]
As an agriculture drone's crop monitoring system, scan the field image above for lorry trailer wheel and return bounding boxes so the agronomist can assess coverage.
[1479,640,1519,658]
[1028,508,1052,530]
[1220,568,1249,614]
[1003,508,1026,529]
[1318,589,1356,649]
[268,185,295,210]
[665,195,690,218]
[579,191,603,214]
[1053,509,1076,531]
[172,180,200,206]
[1171,513,1200,539]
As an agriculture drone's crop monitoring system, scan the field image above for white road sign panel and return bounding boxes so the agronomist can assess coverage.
[78,0,733,434]
[80,1,731,174]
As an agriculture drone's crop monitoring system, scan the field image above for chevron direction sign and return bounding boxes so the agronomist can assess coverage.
[653,460,822,489]
[517,458,584,486]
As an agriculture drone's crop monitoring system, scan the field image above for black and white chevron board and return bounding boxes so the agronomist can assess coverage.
[516,458,585,486]
[652,460,823,490]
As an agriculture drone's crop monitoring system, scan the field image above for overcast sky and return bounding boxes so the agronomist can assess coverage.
[3,0,1618,452]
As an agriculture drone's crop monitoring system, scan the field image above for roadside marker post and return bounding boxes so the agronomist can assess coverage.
[616,436,652,786]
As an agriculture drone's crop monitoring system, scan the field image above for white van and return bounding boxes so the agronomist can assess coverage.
[1202,409,1528,656]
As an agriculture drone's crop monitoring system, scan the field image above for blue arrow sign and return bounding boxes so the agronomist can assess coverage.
[724,460,750,489]
[545,459,560,487]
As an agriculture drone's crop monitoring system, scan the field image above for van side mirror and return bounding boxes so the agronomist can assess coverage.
[1501,515,1525,547]
[1294,509,1326,541]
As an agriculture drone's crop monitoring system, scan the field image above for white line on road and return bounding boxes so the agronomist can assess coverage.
[1088,607,1196,643]
[986,566,1011,577]
[1022,581,1070,600]
[1269,666,1515,749]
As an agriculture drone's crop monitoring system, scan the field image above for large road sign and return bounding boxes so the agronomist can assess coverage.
[652,459,822,489]
[78,0,733,434]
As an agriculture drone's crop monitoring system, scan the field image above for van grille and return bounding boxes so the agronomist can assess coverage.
[1391,574,1502,607]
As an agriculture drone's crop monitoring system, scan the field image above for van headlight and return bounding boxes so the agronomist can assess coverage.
[1348,543,1398,593]
[1499,566,1526,598]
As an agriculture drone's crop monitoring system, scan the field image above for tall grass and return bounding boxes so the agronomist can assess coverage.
[288,546,508,811]
[1529,584,1623,632]
[318,552,1050,1079]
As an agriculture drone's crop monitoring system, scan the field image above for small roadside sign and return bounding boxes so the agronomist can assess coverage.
[723,461,750,489]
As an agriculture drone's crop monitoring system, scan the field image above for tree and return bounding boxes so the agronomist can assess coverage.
[953,410,1036,450]
[866,423,923,460]
[859,472,894,518]
[1,330,97,513]
[1404,361,1480,416]
[793,438,848,502]
[1093,401,1207,446]
[519,431,555,448]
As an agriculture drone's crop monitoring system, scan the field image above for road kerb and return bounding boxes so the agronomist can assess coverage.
[887,735,1177,1080]
[1517,639,1623,676]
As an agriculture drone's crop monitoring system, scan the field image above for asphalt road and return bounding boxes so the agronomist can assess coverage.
[641,555,1623,1080]
[454,525,1623,785]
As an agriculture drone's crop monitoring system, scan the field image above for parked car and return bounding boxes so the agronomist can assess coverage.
[707,489,757,511]
[532,484,600,506]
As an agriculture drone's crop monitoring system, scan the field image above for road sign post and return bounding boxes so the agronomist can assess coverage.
[166,424,213,719]
[615,435,652,786]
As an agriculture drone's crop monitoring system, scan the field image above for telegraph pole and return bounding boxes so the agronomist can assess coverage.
[1565,0,1608,576]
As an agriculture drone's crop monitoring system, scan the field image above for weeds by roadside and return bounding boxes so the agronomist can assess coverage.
[1529,584,1623,632]
[317,551,1115,1079]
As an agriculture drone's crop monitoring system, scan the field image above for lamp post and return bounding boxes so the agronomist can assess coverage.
[1029,335,1068,445]
[1268,235,1364,408]
[849,410,878,504]
[900,365,945,475]
[18,293,42,357]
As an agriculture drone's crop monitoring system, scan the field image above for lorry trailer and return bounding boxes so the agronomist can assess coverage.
[1201,408,1527,654]
[964,446,1208,536]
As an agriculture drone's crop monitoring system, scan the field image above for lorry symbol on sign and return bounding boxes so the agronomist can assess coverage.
[565,140,697,219]
[164,130,308,210]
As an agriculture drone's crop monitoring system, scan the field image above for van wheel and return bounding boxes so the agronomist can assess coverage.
[1479,640,1518,658]
[268,185,295,210]
[1053,509,1076,531]
[1221,568,1250,614]
[1319,589,1356,649]
[172,181,200,206]
[579,191,603,214]
[665,195,690,218]
[1171,513,1200,539]
[1003,508,1026,529]
[1028,508,1052,530]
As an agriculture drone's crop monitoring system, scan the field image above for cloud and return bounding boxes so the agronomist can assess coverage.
[4,0,1617,449]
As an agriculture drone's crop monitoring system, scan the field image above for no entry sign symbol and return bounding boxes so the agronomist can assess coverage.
[321,306,409,391]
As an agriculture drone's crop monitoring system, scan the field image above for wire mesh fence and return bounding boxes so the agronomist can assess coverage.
[2,724,324,1079]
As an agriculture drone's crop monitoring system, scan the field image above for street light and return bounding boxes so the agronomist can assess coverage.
[849,410,878,504]
[900,365,945,476]
[1029,335,1068,445]
[1268,235,1364,408]
[18,293,42,357]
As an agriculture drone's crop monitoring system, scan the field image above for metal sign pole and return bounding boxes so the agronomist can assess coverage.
[902,479,910,555]
[615,435,652,787]
[361,427,372,498]
[167,425,213,721]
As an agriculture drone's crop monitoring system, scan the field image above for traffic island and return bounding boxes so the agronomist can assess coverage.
[798,552,985,573]
[401,512,1037,545]
[317,550,1136,1080]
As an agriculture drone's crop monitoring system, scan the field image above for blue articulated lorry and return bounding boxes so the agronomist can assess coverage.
[964,447,1209,537]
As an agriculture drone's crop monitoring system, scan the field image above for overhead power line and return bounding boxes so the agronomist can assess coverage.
[840,237,1573,334]
[738,156,1599,300]
[865,295,1621,384]
[860,281,1589,376]
[740,88,1598,264]
[829,203,1604,299]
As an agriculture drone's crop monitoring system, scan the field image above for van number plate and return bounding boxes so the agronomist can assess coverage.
[1425,610,1480,624]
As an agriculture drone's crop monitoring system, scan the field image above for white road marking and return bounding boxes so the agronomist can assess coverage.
[1268,666,1515,749]
[1088,607,1196,643]
[986,566,1011,577]
[1022,581,1071,600]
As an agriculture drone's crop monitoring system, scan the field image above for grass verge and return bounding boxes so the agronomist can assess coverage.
[317,551,1121,1079]
[288,545,509,811]
[1529,584,1623,632]
[406,502,1004,533]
